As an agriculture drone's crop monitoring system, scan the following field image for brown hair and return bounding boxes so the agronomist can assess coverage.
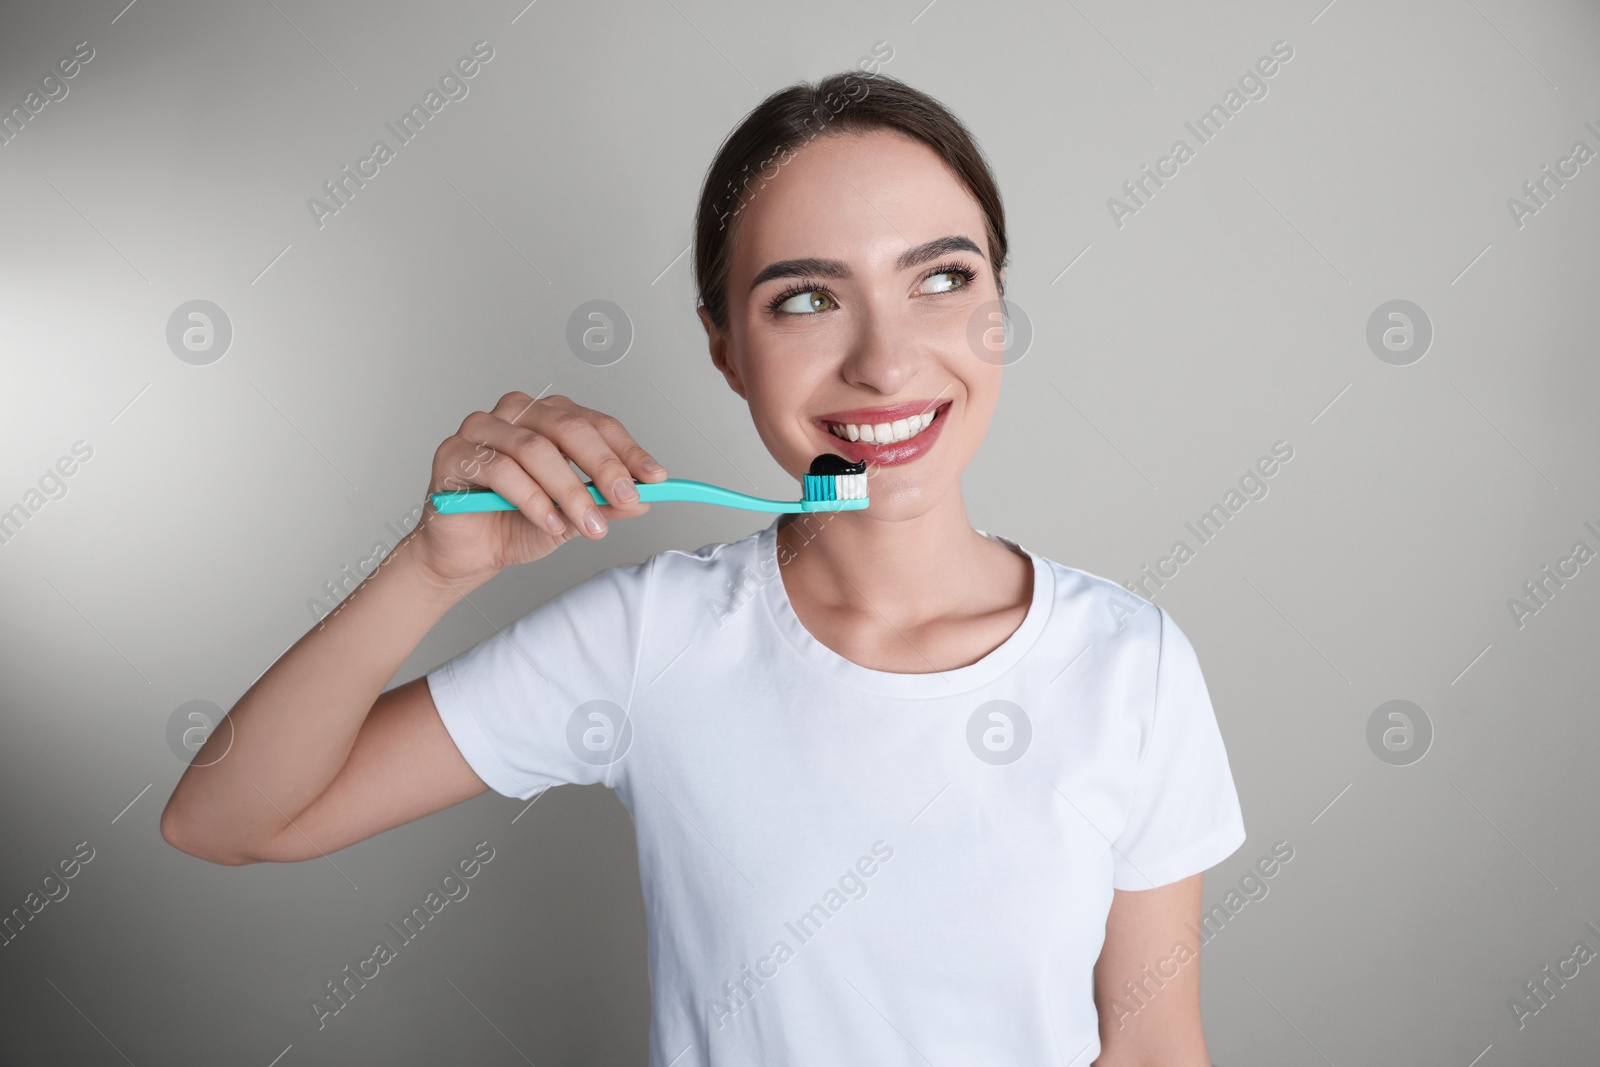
[692,70,1008,333]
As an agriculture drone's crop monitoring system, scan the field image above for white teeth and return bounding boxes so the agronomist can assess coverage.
[826,408,941,444]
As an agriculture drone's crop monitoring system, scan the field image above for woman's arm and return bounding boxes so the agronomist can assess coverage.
[159,391,667,865]
[1092,873,1213,1067]
[159,534,491,864]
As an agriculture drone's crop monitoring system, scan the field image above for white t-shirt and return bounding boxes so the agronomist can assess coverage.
[426,516,1246,1065]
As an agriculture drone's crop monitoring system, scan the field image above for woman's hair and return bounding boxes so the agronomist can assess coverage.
[693,71,1008,333]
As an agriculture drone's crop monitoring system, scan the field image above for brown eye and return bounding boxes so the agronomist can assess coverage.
[920,270,967,295]
[776,290,836,314]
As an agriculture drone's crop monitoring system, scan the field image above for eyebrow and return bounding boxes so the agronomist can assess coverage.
[747,234,983,293]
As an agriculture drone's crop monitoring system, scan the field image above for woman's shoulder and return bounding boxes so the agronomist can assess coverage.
[508,528,765,664]
[557,525,766,605]
[1021,545,1222,695]
[998,535,1168,652]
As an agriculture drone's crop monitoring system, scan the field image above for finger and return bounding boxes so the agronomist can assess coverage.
[594,500,650,522]
[466,412,613,539]
[484,393,661,531]
[493,390,666,491]
[579,406,669,484]
[433,424,567,538]
[488,389,549,426]
[525,406,648,519]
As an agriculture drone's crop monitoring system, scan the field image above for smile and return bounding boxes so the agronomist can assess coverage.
[813,399,953,468]
[826,408,938,444]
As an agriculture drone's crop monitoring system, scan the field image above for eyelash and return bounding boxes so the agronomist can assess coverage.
[763,260,980,315]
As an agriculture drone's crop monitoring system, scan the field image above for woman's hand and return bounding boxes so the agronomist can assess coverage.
[414,391,668,587]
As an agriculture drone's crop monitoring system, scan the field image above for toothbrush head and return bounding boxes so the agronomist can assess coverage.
[801,454,869,510]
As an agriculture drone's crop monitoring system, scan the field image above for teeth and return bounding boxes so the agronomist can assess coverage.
[827,409,939,444]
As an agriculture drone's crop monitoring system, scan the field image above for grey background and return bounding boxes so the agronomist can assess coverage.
[2,0,1598,1063]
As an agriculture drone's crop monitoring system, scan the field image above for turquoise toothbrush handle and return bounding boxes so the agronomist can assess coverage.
[430,479,865,515]
[634,478,866,511]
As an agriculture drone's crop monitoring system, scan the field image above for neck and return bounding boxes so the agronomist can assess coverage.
[775,491,999,620]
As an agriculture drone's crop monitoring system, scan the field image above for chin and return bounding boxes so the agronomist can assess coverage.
[856,469,954,519]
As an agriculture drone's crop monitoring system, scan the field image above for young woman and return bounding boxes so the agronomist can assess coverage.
[163,71,1246,1066]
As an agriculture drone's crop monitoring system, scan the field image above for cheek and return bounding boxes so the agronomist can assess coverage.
[739,370,818,466]
[955,368,1004,438]
[747,354,825,418]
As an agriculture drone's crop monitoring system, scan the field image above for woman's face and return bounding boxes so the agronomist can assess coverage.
[700,128,1005,520]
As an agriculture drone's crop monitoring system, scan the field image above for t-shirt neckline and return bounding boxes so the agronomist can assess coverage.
[756,517,1055,697]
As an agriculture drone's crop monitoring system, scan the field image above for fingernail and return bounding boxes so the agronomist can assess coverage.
[584,510,607,536]
[642,457,665,473]
[612,477,639,503]
[545,511,567,535]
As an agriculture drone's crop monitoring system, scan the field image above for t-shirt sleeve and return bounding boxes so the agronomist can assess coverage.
[1111,605,1247,891]
[424,556,654,800]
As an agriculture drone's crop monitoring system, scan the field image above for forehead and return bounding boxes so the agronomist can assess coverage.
[727,129,987,277]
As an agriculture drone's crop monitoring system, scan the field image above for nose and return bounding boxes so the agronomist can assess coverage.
[839,303,919,395]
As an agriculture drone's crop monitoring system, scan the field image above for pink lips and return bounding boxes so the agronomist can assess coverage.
[815,398,949,424]
[814,399,952,468]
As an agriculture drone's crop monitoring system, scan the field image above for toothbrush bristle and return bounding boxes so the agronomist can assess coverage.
[802,454,868,504]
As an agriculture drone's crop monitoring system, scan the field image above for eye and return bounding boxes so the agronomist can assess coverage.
[769,287,837,315]
[918,263,978,296]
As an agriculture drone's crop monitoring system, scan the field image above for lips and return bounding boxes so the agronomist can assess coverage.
[813,399,953,468]
[814,398,950,425]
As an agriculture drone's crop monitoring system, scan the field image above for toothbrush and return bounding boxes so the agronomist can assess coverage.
[430,453,869,515]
